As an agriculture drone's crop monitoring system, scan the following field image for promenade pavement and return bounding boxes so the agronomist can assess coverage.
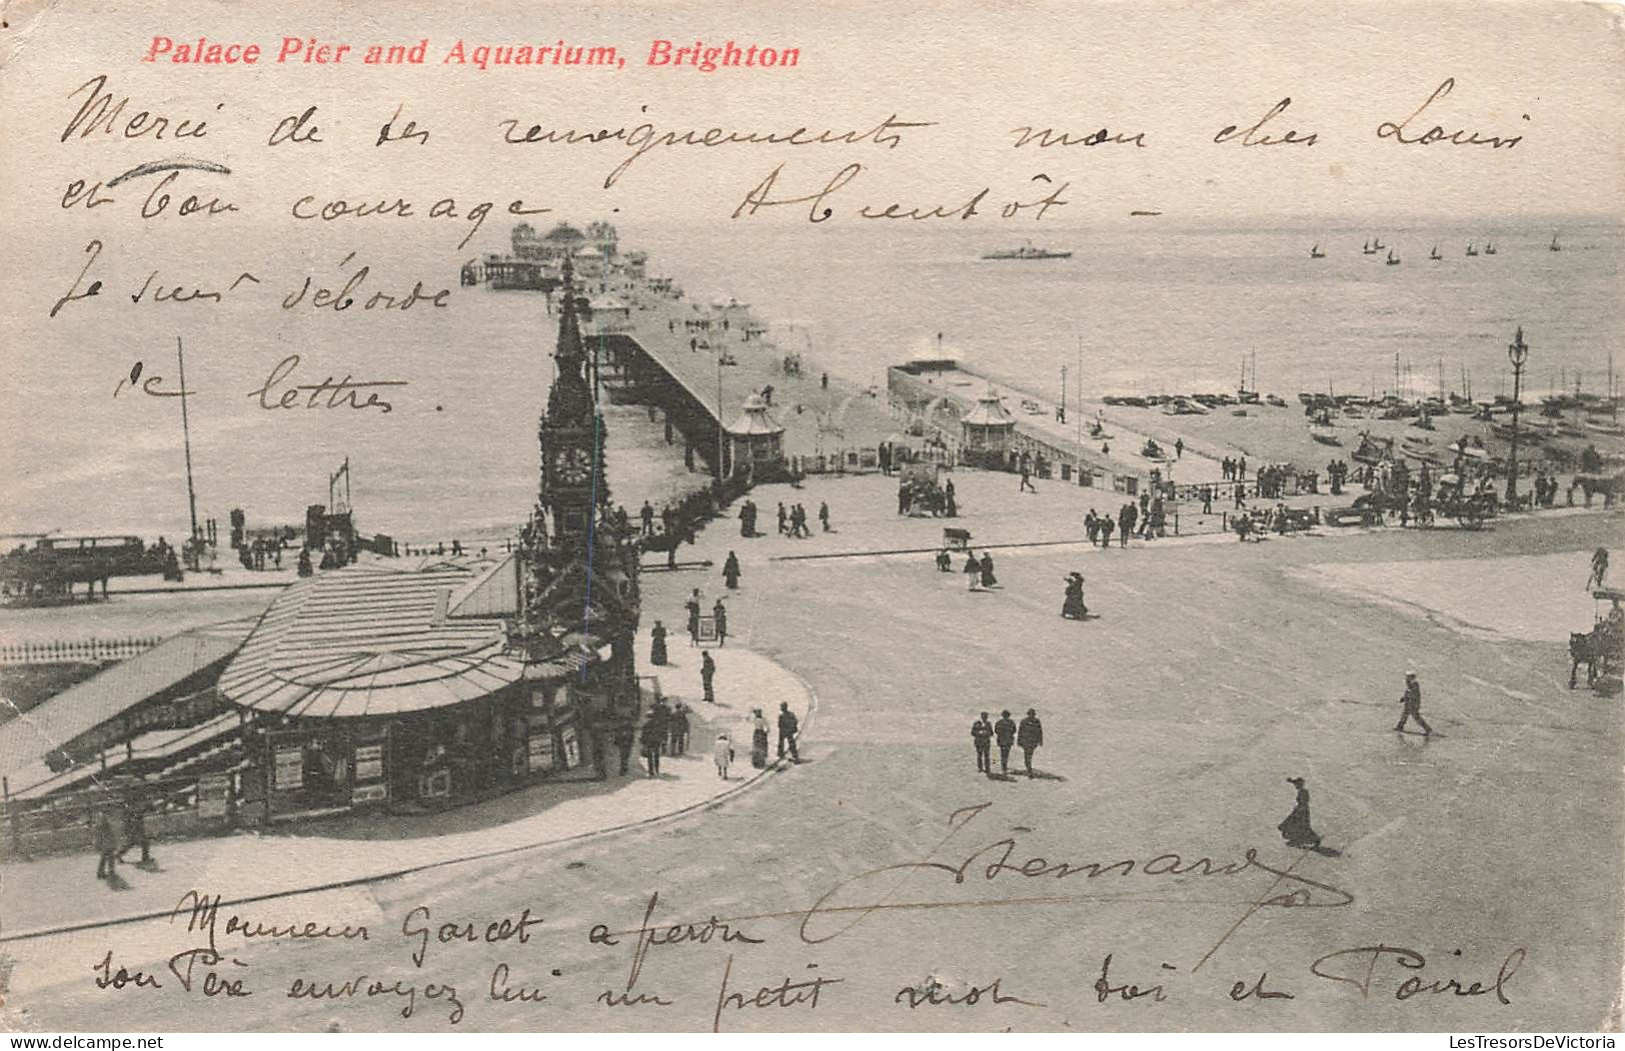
[0,643,812,943]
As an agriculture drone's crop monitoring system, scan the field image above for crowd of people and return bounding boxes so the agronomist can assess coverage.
[1082,492,1168,547]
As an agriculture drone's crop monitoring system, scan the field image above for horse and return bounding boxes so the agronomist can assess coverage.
[1570,631,1600,688]
[1574,473,1624,509]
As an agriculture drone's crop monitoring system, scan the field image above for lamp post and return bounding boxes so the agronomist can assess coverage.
[1505,326,1529,508]
[715,352,725,482]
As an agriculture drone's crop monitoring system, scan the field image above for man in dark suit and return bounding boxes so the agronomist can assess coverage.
[777,702,800,761]
[1017,708,1044,778]
[994,710,1017,776]
[1395,670,1432,736]
[971,712,994,776]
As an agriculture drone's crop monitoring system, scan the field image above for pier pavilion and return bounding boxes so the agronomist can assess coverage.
[723,393,786,480]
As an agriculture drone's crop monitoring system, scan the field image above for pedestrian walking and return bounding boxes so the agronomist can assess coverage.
[777,701,800,761]
[979,552,997,589]
[1099,516,1115,548]
[116,794,151,867]
[1588,547,1610,591]
[944,479,957,518]
[819,501,831,532]
[723,551,741,590]
[971,711,994,776]
[613,716,635,775]
[1201,485,1213,515]
[935,548,953,572]
[712,599,729,646]
[712,732,735,780]
[778,502,789,535]
[1394,670,1433,736]
[1061,572,1088,619]
[669,703,690,755]
[1019,466,1037,494]
[649,620,668,666]
[1118,504,1134,547]
[640,501,654,535]
[964,550,982,591]
[93,807,119,881]
[1017,708,1044,778]
[1175,437,1184,459]
[1085,510,1099,545]
[640,717,664,777]
[751,708,771,768]
[993,710,1016,776]
[1278,777,1322,849]
[685,589,702,645]
[701,651,717,703]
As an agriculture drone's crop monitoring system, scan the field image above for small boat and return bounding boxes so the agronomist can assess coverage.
[982,241,1073,261]
[1484,242,1497,255]
[1385,249,1401,266]
[1465,242,1478,257]
[1309,244,1325,258]
[1311,429,1343,447]
[1429,245,1442,261]
[1549,233,1562,252]
[1361,240,1376,256]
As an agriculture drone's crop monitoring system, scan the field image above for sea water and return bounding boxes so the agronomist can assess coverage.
[2,218,1618,542]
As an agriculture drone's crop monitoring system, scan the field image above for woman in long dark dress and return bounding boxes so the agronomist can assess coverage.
[649,620,668,665]
[750,709,771,768]
[980,553,997,589]
[723,551,741,590]
[1062,573,1088,619]
[1278,777,1321,849]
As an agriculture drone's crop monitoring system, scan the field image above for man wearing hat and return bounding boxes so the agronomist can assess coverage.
[1395,670,1432,736]
[971,712,994,776]
[993,710,1017,776]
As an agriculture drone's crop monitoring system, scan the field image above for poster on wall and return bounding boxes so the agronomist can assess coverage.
[527,732,554,773]
[353,743,384,783]
[197,774,232,821]
[273,746,304,792]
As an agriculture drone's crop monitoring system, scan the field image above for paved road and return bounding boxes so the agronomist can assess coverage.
[8,506,1619,1033]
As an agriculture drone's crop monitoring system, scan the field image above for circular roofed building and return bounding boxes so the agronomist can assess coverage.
[220,260,644,818]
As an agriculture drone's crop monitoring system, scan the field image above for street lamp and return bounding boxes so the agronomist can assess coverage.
[715,352,725,482]
[1505,326,1529,507]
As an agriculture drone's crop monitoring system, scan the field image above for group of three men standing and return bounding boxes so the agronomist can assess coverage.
[971,709,1044,778]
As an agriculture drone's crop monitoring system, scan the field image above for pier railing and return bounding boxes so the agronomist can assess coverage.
[0,636,163,666]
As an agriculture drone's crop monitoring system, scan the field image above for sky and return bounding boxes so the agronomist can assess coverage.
[0,0,1620,236]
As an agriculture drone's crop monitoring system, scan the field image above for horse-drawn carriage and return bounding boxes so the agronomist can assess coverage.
[1430,475,1498,530]
[900,461,952,518]
[1571,588,1625,695]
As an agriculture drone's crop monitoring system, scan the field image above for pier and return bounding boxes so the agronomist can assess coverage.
[580,281,897,479]
[887,360,1228,496]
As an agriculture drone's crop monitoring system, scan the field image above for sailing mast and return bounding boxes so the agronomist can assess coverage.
[176,337,200,547]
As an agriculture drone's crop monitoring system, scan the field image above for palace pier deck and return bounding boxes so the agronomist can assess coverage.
[580,287,898,477]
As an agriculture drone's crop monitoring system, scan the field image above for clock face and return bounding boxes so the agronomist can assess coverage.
[553,447,592,485]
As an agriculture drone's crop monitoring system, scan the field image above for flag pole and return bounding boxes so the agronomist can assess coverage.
[176,337,200,564]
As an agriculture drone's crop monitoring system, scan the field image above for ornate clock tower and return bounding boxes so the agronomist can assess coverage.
[538,258,607,546]
[512,257,641,706]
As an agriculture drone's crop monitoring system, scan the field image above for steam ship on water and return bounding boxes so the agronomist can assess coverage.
[981,241,1073,261]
